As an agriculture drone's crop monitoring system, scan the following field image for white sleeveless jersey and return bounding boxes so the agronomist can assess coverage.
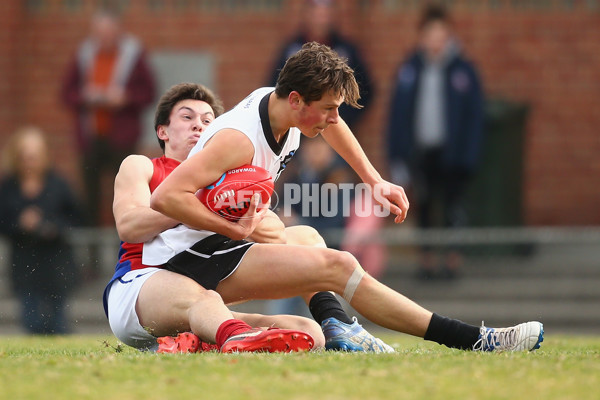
[190,87,301,181]
[143,87,301,265]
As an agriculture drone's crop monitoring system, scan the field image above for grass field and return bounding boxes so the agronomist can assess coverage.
[1,333,599,400]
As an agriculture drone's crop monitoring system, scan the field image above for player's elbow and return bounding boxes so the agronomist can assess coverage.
[116,221,147,243]
[117,228,140,244]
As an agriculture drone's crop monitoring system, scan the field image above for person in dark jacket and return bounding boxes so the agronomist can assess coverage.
[387,4,485,279]
[61,8,155,226]
[268,0,373,130]
[0,127,82,334]
[267,0,376,314]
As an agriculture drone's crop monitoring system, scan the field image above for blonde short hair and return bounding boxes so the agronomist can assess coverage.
[1,126,49,175]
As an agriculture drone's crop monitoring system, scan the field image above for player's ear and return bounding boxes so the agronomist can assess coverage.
[288,91,303,110]
[156,125,168,141]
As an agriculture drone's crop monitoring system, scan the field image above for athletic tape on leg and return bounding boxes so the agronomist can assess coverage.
[343,267,365,303]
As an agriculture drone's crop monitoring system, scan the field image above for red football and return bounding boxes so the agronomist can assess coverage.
[196,164,274,221]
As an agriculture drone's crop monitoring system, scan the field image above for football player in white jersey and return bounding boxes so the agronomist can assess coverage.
[150,43,544,352]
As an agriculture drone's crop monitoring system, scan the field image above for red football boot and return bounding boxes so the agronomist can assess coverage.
[157,332,219,353]
[220,328,314,353]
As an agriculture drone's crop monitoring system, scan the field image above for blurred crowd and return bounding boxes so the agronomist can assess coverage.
[0,1,488,332]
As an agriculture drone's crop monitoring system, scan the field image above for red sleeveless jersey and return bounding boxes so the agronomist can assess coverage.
[104,156,181,317]
[116,156,181,272]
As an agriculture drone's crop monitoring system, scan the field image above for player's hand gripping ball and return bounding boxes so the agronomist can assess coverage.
[196,165,274,221]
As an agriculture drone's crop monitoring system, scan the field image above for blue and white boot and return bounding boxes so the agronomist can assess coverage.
[473,321,544,352]
[321,317,395,353]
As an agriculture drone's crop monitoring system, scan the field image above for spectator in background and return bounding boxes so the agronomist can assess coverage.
[61,8,155,226]
[387,4,485,280]
[268,0,373,131]
[267,0,376,316]
[0,127,82,334]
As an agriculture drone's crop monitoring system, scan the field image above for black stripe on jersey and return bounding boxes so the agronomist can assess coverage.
[259,91,289,156]
[186,233,252,256]
[164,234,254,290]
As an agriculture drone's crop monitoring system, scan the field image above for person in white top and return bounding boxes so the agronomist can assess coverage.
[150,43,544,353]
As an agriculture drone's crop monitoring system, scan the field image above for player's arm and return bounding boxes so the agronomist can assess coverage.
[249,211,327,247]
[113,155,180,243]
[248,210,287,244]
[150,129,264,240]
[320,118,409,223]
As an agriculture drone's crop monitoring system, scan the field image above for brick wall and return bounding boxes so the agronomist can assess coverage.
[1,0,599,225]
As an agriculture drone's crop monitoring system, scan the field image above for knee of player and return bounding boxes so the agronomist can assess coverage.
[204,289,224,302]
[293,225,326,247]
[205,289,222,297]
[303,226,326,247]
[338,250,360,271]
[321,249,359,278]
[191,288,224,306]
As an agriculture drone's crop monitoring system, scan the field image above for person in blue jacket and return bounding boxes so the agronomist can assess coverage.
[387,4,485,280]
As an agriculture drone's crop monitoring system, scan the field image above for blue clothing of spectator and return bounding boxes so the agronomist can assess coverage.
[386,5,485,280]
[387,44,485,175]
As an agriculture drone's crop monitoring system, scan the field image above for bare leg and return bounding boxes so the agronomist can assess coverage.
[216,244,433,338]
[231,311,325,348]
[136,269,325,346]
[349,275,431,337]
[284,225,324,305]
[137,270,233,342]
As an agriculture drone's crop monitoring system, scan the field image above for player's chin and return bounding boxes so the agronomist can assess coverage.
[304,127,325,138]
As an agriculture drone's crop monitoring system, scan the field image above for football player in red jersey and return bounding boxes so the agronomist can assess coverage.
[104,83,320,353]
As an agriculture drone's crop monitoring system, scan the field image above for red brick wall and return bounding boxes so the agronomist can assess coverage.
[1,0,599,225]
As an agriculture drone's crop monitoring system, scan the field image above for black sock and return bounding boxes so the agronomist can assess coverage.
[424,313,481,350]
[308,292,354,325]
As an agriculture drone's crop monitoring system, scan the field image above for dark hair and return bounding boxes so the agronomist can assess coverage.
[275,42,361,109]
[418,3,450,30]
[154,83,225,151]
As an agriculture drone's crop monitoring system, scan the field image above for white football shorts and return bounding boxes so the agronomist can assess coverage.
[106,267,162,351]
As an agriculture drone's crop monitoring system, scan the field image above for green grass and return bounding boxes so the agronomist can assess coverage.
[1,334,599,400]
